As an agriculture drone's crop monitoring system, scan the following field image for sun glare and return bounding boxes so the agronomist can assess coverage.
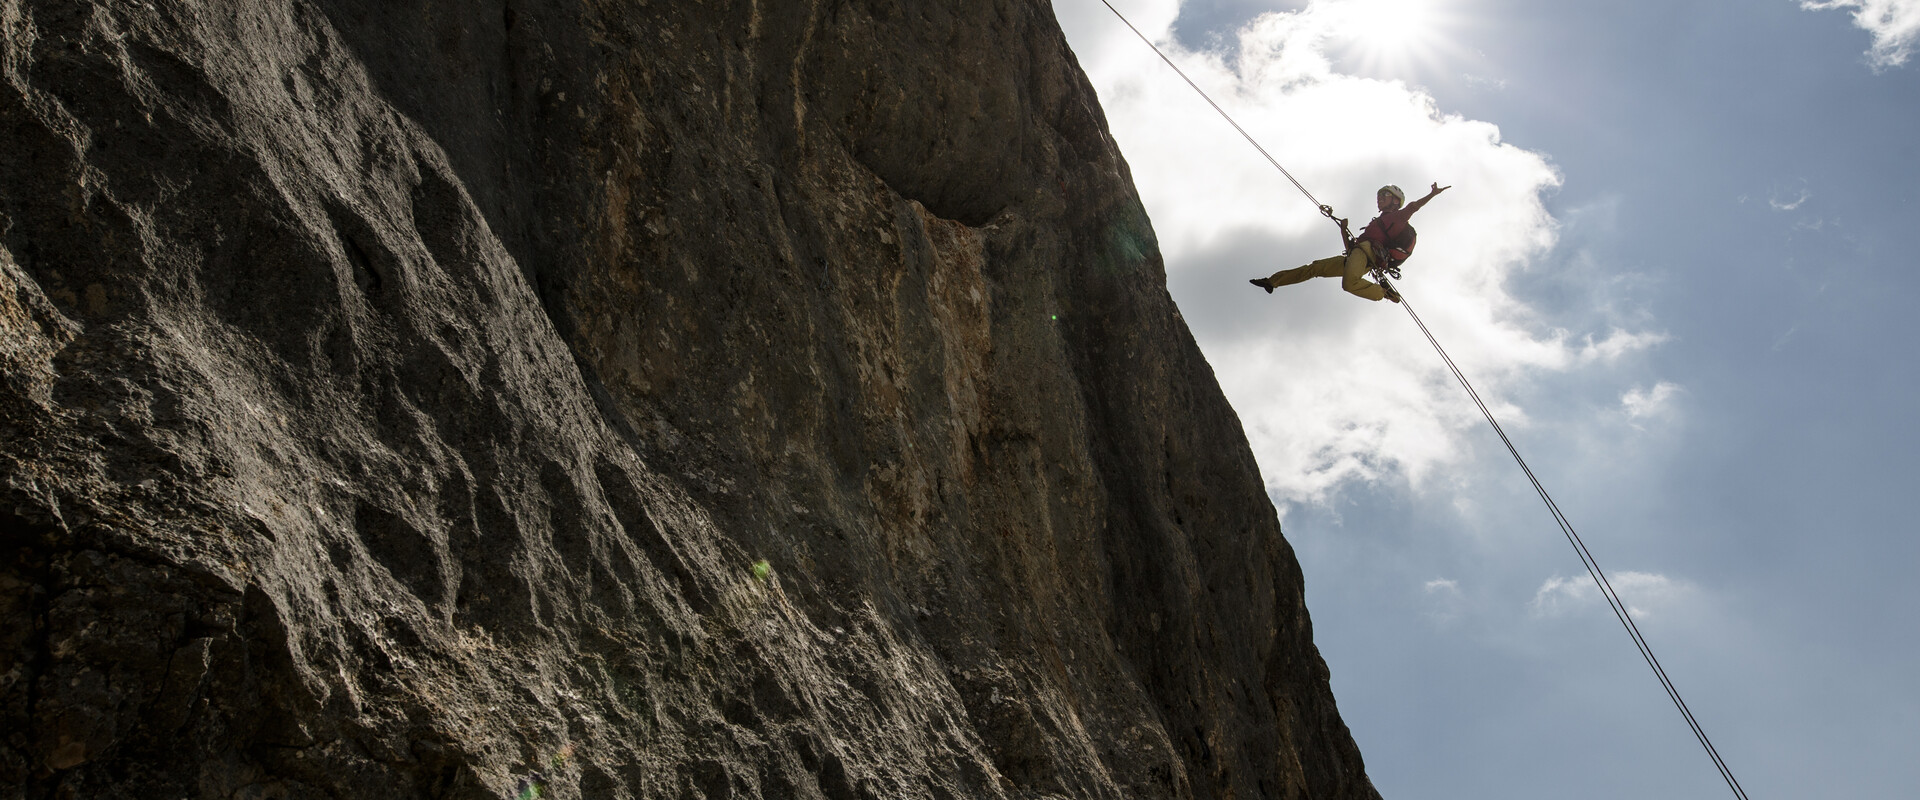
[1327,0,1460,75]
[1354,0,1436,49]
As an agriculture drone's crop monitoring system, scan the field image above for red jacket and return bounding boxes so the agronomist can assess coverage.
[1357,194,1431,263]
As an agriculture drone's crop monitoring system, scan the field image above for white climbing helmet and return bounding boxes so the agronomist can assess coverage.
[1379,185,1406,207]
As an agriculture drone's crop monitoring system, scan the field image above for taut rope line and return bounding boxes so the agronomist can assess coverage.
[1395,295,1750,800]
[1095,0,1336,219]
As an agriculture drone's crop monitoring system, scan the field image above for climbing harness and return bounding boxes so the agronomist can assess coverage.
[1377,219,1417,272]
[1095,3,1751,798]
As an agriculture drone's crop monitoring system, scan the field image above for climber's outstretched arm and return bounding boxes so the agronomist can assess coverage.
[1404,182,1451,215]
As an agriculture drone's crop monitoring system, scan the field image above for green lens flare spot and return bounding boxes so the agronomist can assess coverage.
[752,559,772,581]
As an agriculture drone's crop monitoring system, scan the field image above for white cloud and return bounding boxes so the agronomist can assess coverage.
[1462,73,1509,91]
[1804,0,1920,70]
[1422,577,1464,624]
[1058,1,1663,509]
[1576,329,1671,365]
[1529,571,1694,619]
[1622,381,1682,420]
[1769,188,1812,211]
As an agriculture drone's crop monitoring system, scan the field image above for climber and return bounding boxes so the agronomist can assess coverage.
[1249,182,1450,303]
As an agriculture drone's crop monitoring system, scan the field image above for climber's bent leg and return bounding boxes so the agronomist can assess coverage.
[1267,255,1348,288]
[1340,246,1386,302]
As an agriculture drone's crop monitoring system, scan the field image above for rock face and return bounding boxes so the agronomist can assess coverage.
[0,1,1380,798]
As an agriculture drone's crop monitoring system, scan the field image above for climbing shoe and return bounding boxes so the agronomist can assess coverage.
[1381,283,1402,303]
[1249,277,1274,294]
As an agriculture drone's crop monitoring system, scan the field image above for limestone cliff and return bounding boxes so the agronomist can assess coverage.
[0,1,1380,797]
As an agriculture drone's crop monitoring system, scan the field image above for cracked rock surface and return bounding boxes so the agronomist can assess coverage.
[0,1,1380,798]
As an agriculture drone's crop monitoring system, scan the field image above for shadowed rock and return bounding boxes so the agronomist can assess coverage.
[0,1,1379,798]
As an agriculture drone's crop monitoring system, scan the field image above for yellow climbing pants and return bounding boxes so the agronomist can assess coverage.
[1266,244,1385,301]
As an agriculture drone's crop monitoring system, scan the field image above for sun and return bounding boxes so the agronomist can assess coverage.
[1356,0,1438,49]
[1324,0,1463,75]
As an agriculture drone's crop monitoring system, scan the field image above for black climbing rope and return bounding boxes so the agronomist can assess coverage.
[1388,283,1751,800]
[1096,3,1751,797]
[1095,0,1341,226]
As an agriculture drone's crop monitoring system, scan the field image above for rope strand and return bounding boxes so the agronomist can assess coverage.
[1393,289,1750,800]
[1096,0,1330,212]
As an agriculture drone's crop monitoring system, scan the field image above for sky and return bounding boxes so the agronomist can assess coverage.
[1052,1,1920,798]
